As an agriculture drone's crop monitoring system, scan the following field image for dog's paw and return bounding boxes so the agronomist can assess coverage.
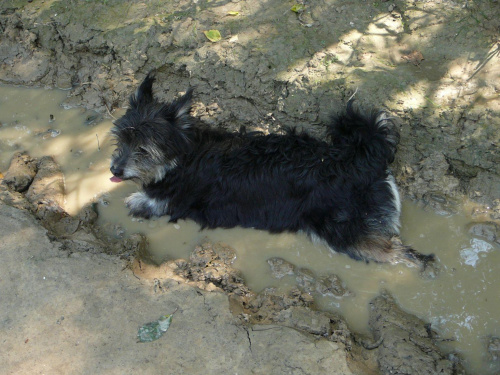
[419,255,440,279]
[125,192,168,218]
[125,192,154,218]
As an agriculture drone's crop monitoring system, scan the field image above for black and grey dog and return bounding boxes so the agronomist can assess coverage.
[110,72,434,269]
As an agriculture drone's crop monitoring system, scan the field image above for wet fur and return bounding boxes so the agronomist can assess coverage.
[110,73,434,269]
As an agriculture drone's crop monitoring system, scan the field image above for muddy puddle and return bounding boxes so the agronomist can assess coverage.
[1,84,499,374]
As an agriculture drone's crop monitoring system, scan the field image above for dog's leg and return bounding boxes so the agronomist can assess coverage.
[389,236,438,278]
[350,235,437,277]
[125,191,169,219]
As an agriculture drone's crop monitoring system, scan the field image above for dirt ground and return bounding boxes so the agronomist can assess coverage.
[0,201,357,374]
[0,153,466,374]
[1,0,499,374]
[1,0,499,208]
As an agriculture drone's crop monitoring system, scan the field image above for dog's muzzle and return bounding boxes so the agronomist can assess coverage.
[110,165,124,183]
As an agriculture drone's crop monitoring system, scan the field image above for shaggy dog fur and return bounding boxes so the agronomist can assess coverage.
[110,73,434,269]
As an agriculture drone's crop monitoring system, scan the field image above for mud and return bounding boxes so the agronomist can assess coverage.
[1,152,470,374]
[368,291,464,375]
[0,201,359,375]
[1,0,500,373]
[1,0,499,208]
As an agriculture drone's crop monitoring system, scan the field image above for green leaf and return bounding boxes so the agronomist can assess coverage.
[291,4,305,13]
[137,313,174,343]
[203,29,222,42]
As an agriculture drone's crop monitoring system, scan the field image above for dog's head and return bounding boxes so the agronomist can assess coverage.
[110,72,193,185]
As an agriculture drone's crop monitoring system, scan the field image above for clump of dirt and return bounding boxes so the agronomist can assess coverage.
[267,257,353,297]
[1,151,37,192]
[368,291,465,375]
[0,151,140,256]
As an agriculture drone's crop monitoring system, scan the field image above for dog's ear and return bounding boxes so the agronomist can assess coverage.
[130,71,155,109]
[173,88,193,119]
[163,88,193,129]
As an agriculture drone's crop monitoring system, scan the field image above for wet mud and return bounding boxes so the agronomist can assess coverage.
[0,152,472,374]
[1,0,500,374]
[1,0,499,207]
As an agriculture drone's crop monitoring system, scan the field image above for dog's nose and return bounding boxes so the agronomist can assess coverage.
[110,164,123,177]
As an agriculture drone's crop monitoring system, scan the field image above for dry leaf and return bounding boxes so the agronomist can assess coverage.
[401,50,424,66]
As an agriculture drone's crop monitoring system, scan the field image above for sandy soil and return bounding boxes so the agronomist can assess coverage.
[0,202,355,374]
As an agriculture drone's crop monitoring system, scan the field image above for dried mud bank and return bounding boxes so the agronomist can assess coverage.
[1,0,499,211]
[1,152,468,374]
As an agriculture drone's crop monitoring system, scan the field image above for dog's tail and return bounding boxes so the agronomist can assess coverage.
[326,99,400,172]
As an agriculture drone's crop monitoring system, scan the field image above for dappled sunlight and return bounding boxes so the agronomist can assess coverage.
[392,81,430,110]
[0,85,122,214]
[64,168,117,214]
[366,13,402,40]
[1,0,499,372]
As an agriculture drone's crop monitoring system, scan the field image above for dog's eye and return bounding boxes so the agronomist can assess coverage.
[138,147,150,155]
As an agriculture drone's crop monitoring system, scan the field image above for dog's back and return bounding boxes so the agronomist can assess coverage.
[166,104,407,260]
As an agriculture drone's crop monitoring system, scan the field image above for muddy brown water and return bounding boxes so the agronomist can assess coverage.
[1,85,499,374]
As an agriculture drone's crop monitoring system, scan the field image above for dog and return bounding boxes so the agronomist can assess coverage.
[110,72,434,270]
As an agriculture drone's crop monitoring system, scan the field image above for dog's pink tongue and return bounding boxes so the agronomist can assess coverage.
[110,176,122,183]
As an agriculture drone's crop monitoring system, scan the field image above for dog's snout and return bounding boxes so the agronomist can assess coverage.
[110,164,123,177]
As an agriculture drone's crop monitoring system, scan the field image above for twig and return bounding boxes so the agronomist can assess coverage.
[361,335,384,350]
[105,103,117,120]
